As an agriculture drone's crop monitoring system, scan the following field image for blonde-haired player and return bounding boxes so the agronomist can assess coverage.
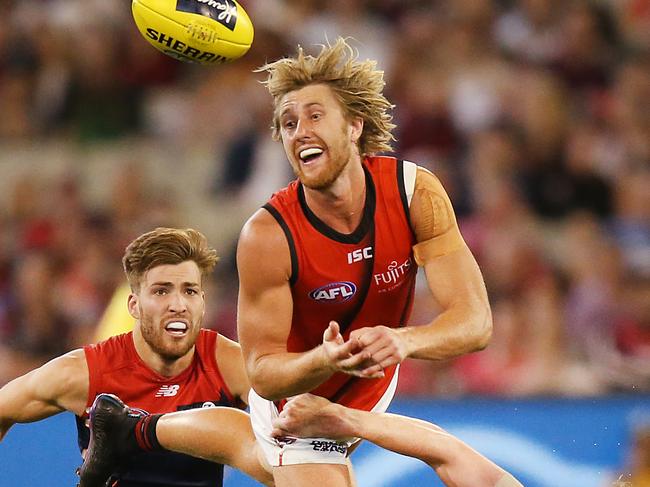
[237,37,493,486]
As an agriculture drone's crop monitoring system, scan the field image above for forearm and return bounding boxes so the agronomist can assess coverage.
[336,406,449,466]
[398,303,492,361]
[249,346,334,401]
[0,378,33,442]
[0,352,87,438]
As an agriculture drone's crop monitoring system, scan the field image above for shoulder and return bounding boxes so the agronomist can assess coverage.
[413,165,448,193]
[237,208,292,279]
[85,333,132,364]
[87,332,131,351]
[410,165,455,215]
[215,333,243,360]
[239,207,285,243]
[407,164,459,242]
[215,334,249,405]
[34,349,89,413]
[37,349,88,382]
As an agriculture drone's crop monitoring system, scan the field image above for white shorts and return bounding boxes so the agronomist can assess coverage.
[249,368,399,467]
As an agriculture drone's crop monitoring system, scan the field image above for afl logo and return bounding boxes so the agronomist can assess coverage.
[309,282,357,302]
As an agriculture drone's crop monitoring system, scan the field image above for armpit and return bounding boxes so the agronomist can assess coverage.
[410,168,465,265]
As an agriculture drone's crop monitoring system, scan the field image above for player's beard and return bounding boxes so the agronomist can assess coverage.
[294,152,348,190]
[139,310,200,361]
[292,124,352,190]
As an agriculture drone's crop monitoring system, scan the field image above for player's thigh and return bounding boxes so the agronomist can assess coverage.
[273,463,353,487]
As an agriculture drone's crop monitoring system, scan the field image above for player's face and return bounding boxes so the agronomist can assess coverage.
[278,84,363,190]
[130,260,205,361]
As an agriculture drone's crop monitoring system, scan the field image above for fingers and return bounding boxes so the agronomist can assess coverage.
[327,338,385,376]
[349,326,407,370]
[322,321,342,344]
[328,337,362,361]
[271,417,290,438]
[360,346,401,369]
[346,368,385,379]
[324,323,405,377]
[357,364,386,378]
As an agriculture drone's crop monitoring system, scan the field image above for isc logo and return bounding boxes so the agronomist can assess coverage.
[347,246,373,264]
[309,282,357,302]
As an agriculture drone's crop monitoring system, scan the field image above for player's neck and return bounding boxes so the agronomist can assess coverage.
[303,160,366,234]
[132,329,195,378]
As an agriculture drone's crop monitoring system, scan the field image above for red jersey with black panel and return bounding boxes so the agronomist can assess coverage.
[77,329,242,487]
[264,156,417,411]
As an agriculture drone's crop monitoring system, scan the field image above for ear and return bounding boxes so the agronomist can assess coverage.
[349,116,363,143]
[127,293,140,319]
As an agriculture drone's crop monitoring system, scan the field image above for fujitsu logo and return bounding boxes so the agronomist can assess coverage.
[373,257,413,291]
[155,385,180,397]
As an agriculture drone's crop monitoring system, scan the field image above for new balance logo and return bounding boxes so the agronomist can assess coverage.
[155,385,180,397]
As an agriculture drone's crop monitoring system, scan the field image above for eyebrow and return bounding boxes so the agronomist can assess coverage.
[279,102,323,118]
[149,281,200,288]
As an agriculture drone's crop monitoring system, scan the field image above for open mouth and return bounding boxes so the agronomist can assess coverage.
[165,321,188,336]
[299,147,323,164]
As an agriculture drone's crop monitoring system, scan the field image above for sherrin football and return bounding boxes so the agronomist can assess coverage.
[132,0,254,64]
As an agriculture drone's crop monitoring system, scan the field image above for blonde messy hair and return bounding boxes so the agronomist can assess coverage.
[123,227,218,292]
[256,37,396,156]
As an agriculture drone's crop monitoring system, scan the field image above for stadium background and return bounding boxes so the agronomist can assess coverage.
[0,0,648,485]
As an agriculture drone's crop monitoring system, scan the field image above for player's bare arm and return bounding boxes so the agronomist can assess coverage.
[352,166,492,372]
[0,349,88,441]
[237,209,372,401]
[271,394,522,487]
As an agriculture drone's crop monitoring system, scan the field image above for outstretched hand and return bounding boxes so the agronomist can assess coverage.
[271,394,353,440]
[322,321,384,379]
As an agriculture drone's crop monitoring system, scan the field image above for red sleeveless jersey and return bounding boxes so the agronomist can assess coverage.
[264,156,417,411]
[83,329,240,413]
[79,329,242,487]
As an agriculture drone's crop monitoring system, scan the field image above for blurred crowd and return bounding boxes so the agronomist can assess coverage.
[0,0,648,398]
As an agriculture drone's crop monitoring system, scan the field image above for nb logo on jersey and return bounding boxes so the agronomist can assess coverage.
[347,246,373,264]
[155,385,180,397]
[309,282,357,302]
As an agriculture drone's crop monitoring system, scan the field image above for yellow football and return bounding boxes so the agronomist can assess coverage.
[131,0,254,64]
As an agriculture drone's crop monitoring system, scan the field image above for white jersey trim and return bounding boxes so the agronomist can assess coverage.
[403,160,417,207]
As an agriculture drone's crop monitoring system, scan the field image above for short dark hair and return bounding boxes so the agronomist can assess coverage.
[122,227,218,292]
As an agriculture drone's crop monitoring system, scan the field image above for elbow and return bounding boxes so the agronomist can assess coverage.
[476,305,492,351]
[250,379,284,402]
[470,304,493,352]
[248,360,285,402]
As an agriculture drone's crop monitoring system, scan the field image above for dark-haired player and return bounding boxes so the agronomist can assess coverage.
[0,227,272,487]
